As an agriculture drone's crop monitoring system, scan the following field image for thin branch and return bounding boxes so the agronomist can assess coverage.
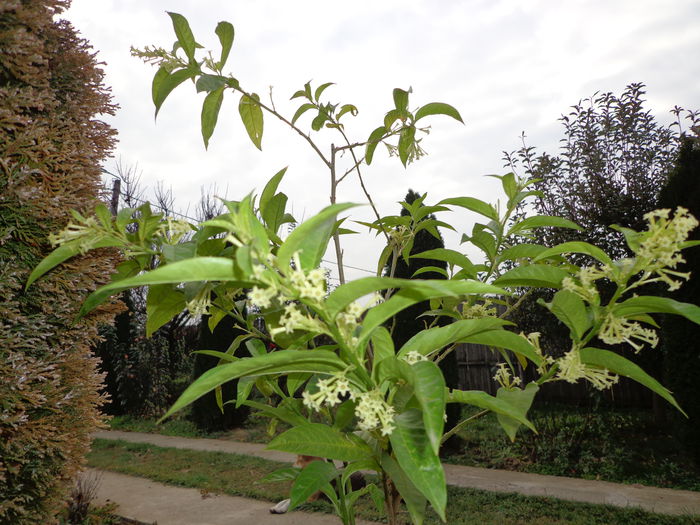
[440,409,489,445]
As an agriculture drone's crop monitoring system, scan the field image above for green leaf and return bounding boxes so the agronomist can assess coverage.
[78,257,251,318]
[291,102,316,126]
[461,329,543,366]
[258,467,299,484]
[268,423,373,462]
[544,289,591,340]
[215,21,234,69]
[359,280,507,346]
[161,350,347,422]
[613,296,700,325]
[26,238,120,289]
[496,383,539,441]
[579,348,685,415]
[410,248,477,277]
[447,389,536,432]
[389,409,446,521]
[508,215,583,236]
[493,264,570,288]
[145,284,187,337]
[289,461,337,511]
[398,318,509,358]
[314,82,334,102]
[277,203,357,272]
[201,87,224,149]
[411,361,446,455]
[498,243,549,263]
[261,193,288,234]
[393,87,410,111]
[398,125,416,167]
[370,327,395,378]
[380,453,426,525]
[259,167,288,217]
[531,241,613,266]
[153,67,196,117]
[195,74,227,93]
[238,93,264,150]
[167,12,196,60]
[438,196,498,221]
[365,126,387,165]
[337,104,358,120]
[414,102,464,123]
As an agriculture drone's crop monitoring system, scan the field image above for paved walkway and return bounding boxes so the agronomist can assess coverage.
[90,468,380,525]
[93,430,700,518]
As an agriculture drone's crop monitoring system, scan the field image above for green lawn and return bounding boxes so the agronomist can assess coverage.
[88,439,699,525]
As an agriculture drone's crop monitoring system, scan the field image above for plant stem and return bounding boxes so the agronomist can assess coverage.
[440,409,489,445]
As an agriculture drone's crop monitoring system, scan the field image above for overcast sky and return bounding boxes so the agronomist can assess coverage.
[63,0,700,283]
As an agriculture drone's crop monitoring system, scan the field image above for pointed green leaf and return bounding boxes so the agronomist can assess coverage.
[415,102,464,123]
[580,347,685,415]
[493,264,570,288]
[242,400,308,426]
[508,215,583,236]
[380,453,426,525]
[393,87,410,111]
[365,126,387,165]
[291,102,316,125]
[447,389,536,432]
[215,21,234,69]
[289,461,337,511]
[412,361,446,455]
[496,383,539,441]
[201,87,224,149]
[389,409,446,521]
[195,74,227,93]
[314,82,334,102]
[532,241,613,266]
[439,196,499,221]
[277,203,358,272]
[613,296,700,325]
[544,289,591,340]
[498,243,549,262]
[167,12,196,60]
[461,329,543,366]
[78,257,251,317]
[268,423,373,462]
[398,318,509,358]
[410,247,477,276]
[145,284,187,337]
[238,93,264,150]
[259,167,288,217]
[337,104,358,120]
[153,68,196,117]
[398,125,416,167]
[161,350,347,421]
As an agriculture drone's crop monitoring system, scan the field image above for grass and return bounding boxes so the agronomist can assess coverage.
[88,439,699,525]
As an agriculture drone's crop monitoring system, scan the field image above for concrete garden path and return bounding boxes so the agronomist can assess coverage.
[93,430,700,520]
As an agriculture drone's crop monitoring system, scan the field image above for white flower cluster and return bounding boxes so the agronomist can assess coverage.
[636,207,698,291]
[270,303,326,336]
[48,215,103,254]
[187,286,212,317]
[302,374,353,410]
[521,332,555,376]
[461,301,498,319]
[493,362,521,389]
[556,349,619,390]
[561,265,609,302]
[157,217,192,245]
[301,373,396,436]
[354,390,396,436]
[599,313,658,353]
[401,351,428,365]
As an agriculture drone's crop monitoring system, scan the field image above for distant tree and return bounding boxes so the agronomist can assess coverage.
[506,83,698,259]
[385,189,462,452]
[658,130,700,461]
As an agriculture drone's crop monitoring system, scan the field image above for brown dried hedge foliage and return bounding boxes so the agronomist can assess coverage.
[1,1,122,522]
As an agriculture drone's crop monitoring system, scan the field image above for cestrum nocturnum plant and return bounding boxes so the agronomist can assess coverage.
[28,12,700,525]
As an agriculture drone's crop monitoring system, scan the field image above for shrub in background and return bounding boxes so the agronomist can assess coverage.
[659,131,700,461]
[0,1,120,522]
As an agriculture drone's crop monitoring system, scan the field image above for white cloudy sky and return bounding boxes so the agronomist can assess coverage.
[63,0,699,283]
